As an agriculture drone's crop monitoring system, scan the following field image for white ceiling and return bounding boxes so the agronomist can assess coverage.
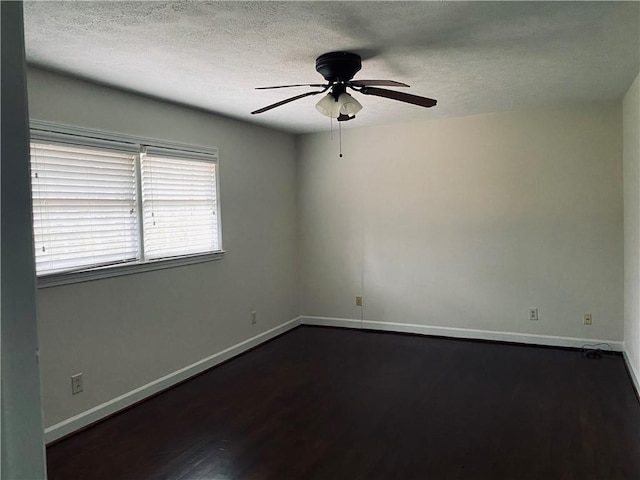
[23,1,640,134]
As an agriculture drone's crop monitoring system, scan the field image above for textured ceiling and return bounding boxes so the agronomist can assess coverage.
[23,1,640,134]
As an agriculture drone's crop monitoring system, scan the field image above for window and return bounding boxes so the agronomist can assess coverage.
[29,122,222,283]
[141,150,219,260]
[31,143,138,275]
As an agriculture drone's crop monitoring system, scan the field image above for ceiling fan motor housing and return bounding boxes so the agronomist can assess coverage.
[316,51,362,83]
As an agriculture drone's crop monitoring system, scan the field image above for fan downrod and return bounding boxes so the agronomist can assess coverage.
[315,52,362,83]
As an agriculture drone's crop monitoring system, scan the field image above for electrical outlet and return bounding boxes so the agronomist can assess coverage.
[529,308,538,321]
[251,310,257,325]
[583,313,592,326]
[355,296,363,307]
[71,373,83,395]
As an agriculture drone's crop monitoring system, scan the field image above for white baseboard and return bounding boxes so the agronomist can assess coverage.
[300,316,624,351]
[623,347,640,397]
[44,317,302,444]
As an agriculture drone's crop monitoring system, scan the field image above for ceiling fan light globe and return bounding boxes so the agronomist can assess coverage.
[338,93,363,116]
[315,94,340,118]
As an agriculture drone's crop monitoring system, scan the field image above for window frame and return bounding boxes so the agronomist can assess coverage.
[30,120,224,288]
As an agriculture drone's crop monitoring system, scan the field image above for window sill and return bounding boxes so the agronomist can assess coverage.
[37,251,225,289]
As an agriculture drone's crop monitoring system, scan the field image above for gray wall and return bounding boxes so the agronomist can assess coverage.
[623,72,640,387]
[1,3,47,479]
[298,103,624,343]
[27,67,299,428]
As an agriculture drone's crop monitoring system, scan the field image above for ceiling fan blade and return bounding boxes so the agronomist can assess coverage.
[251,90,326,115]
[255,84,327,90]
[360,87,437,108]
[349,80,409,87]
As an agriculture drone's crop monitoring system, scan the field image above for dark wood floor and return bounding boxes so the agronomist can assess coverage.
[47,326,640,480]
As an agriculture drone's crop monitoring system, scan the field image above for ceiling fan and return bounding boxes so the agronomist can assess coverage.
[251,51,437,122]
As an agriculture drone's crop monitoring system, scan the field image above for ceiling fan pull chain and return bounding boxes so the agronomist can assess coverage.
[339,121,343,158]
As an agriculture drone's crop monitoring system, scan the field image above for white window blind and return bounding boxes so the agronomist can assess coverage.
[141,153,219,260]
[30,143,138,275]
